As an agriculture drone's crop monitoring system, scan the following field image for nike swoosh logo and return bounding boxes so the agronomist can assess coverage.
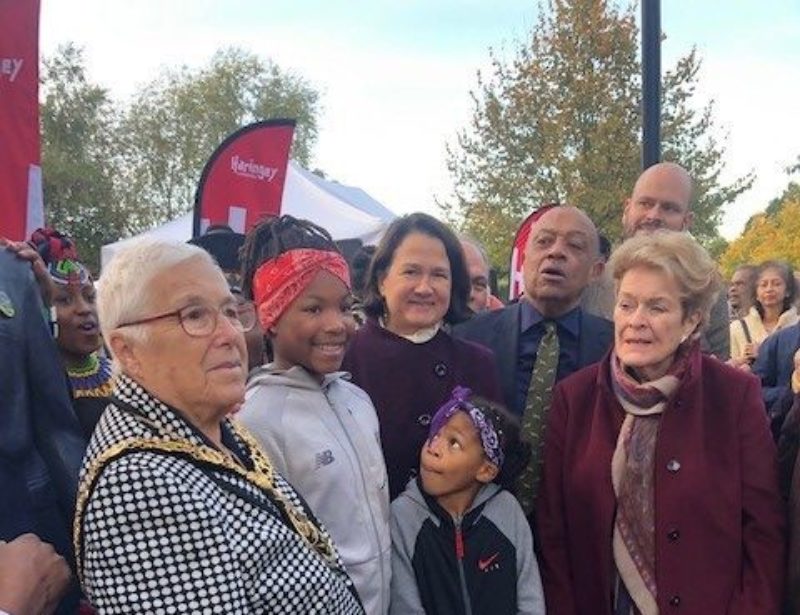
[478,552,499,571]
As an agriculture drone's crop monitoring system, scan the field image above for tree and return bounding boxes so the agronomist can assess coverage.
[119,48,320,229]
[719,202,800,277]
[720,159,800,276]
[40,44,129,271]
[442,0,752,268]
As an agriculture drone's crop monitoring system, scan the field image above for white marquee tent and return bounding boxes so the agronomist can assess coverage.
[100,161,396,268]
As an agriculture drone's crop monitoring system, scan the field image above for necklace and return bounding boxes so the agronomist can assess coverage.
[67,353,114,399]
[73,412,338,583]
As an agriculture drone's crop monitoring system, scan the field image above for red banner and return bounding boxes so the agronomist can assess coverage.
[508,204,559,300]
[0,0,42,240]
[193,119,296,237]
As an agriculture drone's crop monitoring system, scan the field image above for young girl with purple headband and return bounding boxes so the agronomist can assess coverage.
[389,386,545,615]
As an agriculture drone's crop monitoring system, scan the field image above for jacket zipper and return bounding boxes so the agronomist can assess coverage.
[454,516,473,615]
[324,389,388,614]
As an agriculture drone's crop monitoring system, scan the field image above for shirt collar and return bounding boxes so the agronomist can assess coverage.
[519,298,581,337]
[378,317,441,344]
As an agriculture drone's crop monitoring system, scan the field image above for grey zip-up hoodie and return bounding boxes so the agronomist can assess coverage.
[390,478,545,615]
[240,365,391,615]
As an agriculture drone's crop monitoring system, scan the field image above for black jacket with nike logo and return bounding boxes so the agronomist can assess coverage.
[390,477,545,614]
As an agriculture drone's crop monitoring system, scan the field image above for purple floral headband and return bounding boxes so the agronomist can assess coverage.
[428,386,504,468]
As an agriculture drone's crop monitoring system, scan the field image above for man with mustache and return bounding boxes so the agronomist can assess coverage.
[454,206,613,418]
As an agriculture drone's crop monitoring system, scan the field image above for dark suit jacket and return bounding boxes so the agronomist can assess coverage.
[753,322,800,411]
[0,250,85,542]
[452,301,613,414]
[537,350,784,614]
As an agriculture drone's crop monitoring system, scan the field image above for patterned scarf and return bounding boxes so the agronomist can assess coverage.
[610,342,696,615]
[253,248,351,331]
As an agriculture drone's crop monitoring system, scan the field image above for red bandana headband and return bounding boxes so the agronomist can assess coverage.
[253,248,351,331]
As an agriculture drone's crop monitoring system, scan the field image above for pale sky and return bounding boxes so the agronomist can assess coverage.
[40,0,800,240]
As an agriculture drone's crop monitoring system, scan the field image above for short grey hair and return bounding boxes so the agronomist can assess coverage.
[98,239,219,353]
[458,234,491,268]
[608,230,721,332]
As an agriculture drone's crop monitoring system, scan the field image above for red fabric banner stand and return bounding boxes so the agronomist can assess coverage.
[0,0,42,240]
[508,204,559,301]
[193,119,296,238]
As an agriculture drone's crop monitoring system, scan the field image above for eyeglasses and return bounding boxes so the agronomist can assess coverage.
[118,300,257,337]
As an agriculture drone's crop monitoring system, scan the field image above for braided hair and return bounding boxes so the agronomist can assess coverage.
[240,215,340,301]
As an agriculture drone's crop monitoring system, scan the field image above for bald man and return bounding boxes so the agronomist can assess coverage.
[454,206,613,417]
[583,162,731,359]
[622,161,694,237]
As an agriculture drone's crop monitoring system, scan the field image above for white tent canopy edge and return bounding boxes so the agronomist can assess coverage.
[101,160,395,269]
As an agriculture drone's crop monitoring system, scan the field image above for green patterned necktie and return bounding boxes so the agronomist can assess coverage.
[516,320,560,516]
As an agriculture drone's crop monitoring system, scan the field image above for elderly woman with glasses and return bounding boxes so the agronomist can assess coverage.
[536,231,785,615]
[75,239,364,614]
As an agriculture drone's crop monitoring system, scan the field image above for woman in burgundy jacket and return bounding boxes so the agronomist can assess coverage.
[343,213,502,500]
[536,231,785,615]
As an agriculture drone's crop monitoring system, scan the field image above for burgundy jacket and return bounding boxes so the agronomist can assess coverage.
[343,319,503,500]
[536,349,785,615]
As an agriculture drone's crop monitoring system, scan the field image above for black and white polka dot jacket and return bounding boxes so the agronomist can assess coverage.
[76,375,364,614]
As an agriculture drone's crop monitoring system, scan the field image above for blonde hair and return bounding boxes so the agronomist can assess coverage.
[608,230,721,331]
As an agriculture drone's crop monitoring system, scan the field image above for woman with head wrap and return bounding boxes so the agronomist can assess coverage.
[26,228,113,438]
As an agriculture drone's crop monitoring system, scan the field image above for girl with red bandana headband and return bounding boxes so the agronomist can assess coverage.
[28,228,113,439]
[238,215,391,615]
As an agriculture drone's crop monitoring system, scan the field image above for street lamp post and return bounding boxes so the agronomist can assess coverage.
[641,0,661,169]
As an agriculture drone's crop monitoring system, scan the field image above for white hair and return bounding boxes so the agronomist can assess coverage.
[98,239,219,355]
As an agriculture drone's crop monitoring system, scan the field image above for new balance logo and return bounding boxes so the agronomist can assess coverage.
[315,450,335,468]
[477,552,500,572]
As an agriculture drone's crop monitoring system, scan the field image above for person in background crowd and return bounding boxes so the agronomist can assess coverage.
[349,244,377,327]
[579,233,616,319]
[190,224,266,371]
[454,206,613,519]
[23,229,114,438]
[583,161,731,359]
[77,239,364,614]
[536,230,784,614]
[390,387,544,615]
[795,272,800,309]
[239,216,390,615]
[728,264,757,320]
[459,235,502,314]
[343,213,502,501]
[754,318,800,435]
[777,350,800,612]
[730,260,797,370]
[0,244,85,615]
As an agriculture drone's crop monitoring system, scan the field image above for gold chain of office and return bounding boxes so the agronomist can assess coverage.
[73,423,338,582]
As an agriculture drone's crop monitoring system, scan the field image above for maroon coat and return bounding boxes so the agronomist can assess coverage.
[536,350,785,615]
[343,319,503,500]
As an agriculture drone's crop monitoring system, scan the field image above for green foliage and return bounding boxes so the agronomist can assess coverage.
[40,45,321,266]
[119,47,320,230]
[40,43,128,272]
[442,0,752,268]
[721,158,800,276]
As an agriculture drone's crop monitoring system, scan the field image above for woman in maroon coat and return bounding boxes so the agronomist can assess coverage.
[343,213,502,500]
[536,230,785,615]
